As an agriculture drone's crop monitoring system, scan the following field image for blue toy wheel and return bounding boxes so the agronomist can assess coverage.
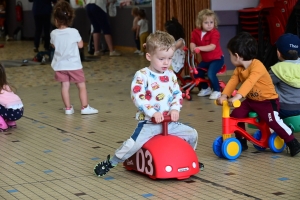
[212,136,223,158]
[268,132,286,153]
[221,138,242,160]
[252,130,266,151]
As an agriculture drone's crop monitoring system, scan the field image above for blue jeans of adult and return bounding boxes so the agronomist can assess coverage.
[195,56,224,92]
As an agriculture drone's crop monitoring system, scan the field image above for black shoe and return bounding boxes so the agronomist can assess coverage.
[287,138,300,157]
[237,138,248,151]
[94,155,115,177]
[199,162,204,171]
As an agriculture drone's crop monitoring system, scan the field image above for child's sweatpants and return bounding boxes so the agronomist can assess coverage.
[230,98,294,143]
[111,120,198,164]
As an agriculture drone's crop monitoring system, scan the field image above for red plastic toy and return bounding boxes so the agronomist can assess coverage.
[123,116,200,180]
[180,50,228,101]
[212,100,286,160]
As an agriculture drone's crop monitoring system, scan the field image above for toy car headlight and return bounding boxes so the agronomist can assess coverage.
[192,162,197,168]
[165,166,172,172]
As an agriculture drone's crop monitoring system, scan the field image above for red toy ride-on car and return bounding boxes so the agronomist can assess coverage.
[123,116,200,180]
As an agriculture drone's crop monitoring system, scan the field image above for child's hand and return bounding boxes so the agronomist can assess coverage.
[152,112,164,123]
[168,110,179,122]
[228,93,242,107]
[194,47,200,54]
[216,94,227,105]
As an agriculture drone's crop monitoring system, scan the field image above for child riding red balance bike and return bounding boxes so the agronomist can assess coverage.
[212,100,286,160]
[123,115,200,180]
[180,48,229,101]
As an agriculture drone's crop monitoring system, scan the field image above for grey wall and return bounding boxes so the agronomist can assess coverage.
[215,10,239,70]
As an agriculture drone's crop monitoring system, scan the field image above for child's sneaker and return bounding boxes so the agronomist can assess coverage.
[94,155,115,177]
[94,51,101,56]
[0,116,8,131]
[209,91,221,100]
[237,138,248,151]
[197,87,212,96]
[199,162,204,171]
[81,105,98,115]
[287,138,300,157]
[134,50,141,54]
[6,120,17,128]
[65,106,74,115]
[109,50,121,56]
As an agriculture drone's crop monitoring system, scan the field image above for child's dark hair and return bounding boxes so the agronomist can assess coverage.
[280,50,299,60]
[164,17,185,41]
[227,32,257,61]
[52,1,75,27]
[138,9,146,19]
[0,64,13,93]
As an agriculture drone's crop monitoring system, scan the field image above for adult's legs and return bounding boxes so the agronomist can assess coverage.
[42,14,51,50]
[86,4,117,53]
[75,82,88,108]
[92,32,100,52]
[34,15,43,50]
[104,34,114,52]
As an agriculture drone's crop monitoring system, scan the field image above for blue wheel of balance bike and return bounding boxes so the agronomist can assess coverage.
[268,132,286,153]
[252,130,266,151]
[212,136,223,158]
[221,138,242,160]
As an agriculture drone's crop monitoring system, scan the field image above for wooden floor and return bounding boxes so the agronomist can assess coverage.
[0,40,299,200]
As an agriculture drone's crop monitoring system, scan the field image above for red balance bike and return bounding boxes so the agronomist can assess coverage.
[181,49,228,101]
[212,100,286,160]
[123,116,200,180]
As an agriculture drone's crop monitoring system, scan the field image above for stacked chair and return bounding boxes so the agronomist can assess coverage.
[238,0,298,65]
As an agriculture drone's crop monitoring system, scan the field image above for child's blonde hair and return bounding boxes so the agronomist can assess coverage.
[196,9,219,29]
[146,31,175,54]
[131,6,139,16]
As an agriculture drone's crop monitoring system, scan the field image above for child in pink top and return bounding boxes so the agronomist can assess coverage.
[0,64,24,131]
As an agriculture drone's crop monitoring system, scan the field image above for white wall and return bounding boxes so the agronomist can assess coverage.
[211,0,259,11]
[18,0,33,11]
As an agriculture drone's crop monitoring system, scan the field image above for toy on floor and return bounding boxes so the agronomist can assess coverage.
[123,116,200,180]
[212,100,286,160]
[180,49,230,101]
[283,115,300,133]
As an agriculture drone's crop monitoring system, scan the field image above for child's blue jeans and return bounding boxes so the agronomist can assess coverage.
[195,56,224,92]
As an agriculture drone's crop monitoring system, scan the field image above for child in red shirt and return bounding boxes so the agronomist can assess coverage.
[190,9,224,100]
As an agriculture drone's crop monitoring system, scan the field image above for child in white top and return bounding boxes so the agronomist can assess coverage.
[51,1,98,115]
[0,64,24,131]
[165,17,185,73]
[93,31,202,177]
[136,9,149,56]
